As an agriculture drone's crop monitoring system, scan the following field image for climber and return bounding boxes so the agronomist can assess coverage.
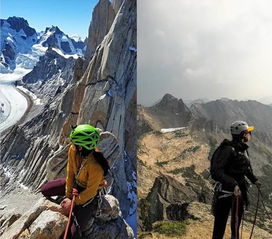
[40,124,110,238]
[210,121,261,239]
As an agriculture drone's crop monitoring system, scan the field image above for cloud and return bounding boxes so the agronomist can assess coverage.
[138,0,272,106]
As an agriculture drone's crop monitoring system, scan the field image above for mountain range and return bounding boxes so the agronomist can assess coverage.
[138,93,272,238]
[0,17,86,73]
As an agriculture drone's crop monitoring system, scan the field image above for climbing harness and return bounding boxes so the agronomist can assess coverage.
[63,195,76,239]
[95,189,104,217]
[80,188,107,237]
[211,181,234,215]
[213,181,234,198]
[72,212,82,237]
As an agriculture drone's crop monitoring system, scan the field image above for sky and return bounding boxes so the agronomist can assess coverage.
[1,0,99,39]
[138,0,272,106]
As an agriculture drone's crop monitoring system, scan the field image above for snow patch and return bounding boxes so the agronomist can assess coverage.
[3,166,15,179]
[19,183,29,190]
[52,48,79,59]
[61,35,68,41]
[126,170,137,235]
[160,127,186,133]
[70,35,82,42]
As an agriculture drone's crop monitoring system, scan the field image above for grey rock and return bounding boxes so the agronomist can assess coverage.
[87,217,134,239]
[0,198,47,238]
[0,213,21,235]
[112,0,124,14]
[28,210,66,239]
[85,0,116,60]
[6,17,36,37]
[95,195,121,222]
[146,93,193,129]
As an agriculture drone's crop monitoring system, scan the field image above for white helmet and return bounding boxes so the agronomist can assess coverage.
[230,121,254,135]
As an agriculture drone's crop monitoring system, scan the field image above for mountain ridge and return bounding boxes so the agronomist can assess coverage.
[0,16,86,73]
[138,93,272,238]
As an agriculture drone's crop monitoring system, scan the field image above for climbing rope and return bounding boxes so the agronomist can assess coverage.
[249,188,260,239]
[63,195,75,239]
[234,195,241,239]
[240,210,244,239]
[257,186,272,222]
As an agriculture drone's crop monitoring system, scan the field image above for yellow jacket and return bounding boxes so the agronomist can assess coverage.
[65,145,104,205]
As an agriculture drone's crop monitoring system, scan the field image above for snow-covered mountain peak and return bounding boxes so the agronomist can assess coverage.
[38,25,85,56]
[4,17,36,37]
[0,17,86,76]
[44,25,63,35]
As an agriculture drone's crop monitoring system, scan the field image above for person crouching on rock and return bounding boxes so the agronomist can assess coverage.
[40,124,109,238]
[210,121,261,239]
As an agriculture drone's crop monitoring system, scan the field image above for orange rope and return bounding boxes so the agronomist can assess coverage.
[63,195,75,239]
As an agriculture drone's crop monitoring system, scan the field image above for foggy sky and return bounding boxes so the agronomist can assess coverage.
[138,0,272,106]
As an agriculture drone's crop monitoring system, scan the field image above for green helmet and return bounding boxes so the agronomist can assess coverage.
[69,124,100,150]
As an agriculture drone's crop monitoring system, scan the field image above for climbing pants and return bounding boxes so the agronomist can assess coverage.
[212,194,244,239]
[40,178,98,238]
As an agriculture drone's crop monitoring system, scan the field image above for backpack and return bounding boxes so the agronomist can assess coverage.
[209,139,235,179]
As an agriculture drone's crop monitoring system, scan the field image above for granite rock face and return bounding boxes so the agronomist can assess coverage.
[0,196,133,239]
[112,0,124,14]
[0,0,136,237]
[85,0,116,60]
[60,0,137,219]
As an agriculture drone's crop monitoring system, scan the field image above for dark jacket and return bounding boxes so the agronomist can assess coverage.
[211,139,257,194]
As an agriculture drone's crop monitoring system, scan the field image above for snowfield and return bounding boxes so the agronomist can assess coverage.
[0,69,29,133]
[0,84,28,133]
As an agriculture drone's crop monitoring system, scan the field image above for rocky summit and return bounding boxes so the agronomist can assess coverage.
[0,0,136,238]
[138,94,272,238]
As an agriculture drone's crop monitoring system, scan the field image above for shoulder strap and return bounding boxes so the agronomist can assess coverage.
[76,157,87,179]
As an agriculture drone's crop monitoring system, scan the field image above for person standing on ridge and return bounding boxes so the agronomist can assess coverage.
[210,121,261,239]
[41,124,109,238]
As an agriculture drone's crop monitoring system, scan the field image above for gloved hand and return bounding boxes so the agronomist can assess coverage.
[60,198,73,216]
[234,185,241,197]
[72,188,79,196]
